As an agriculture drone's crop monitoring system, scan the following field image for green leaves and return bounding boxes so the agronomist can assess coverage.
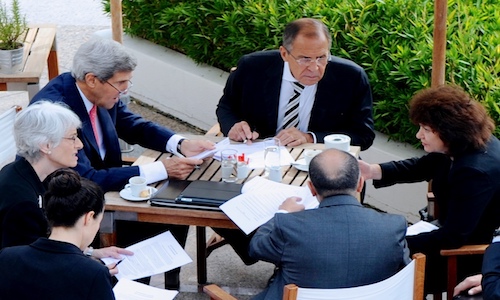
[103,0,500,145]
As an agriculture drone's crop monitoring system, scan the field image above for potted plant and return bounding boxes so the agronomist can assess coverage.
[0,0,26,74]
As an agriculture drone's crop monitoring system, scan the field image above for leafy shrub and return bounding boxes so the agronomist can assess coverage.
[103,0,500,145]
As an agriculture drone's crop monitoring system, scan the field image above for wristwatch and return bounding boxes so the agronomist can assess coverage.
[84,246,94,257]
[177,139,186,156]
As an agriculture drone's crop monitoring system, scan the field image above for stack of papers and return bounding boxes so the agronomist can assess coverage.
[220,176,319,234]
[189,138,296,169]
[113,278,178,300]
[406,220,439,236]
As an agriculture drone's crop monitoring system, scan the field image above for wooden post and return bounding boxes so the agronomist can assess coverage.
[431,0,448,87]
[110,0,123,44]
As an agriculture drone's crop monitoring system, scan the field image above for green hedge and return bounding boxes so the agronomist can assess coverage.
[104,0,500,145]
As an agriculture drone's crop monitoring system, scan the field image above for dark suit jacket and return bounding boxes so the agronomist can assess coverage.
[0,158,48,249]
[375,136,500,291]
[31,73,175,192]
[482,242,500,299]
[249,195,409,300]
[216,50,375,150]
[0,238,115,300]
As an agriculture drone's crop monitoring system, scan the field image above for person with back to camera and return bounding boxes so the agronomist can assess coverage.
[30,37,216,288]
[0,101,131,264]
[359,85,500,295]
[0,169,115,300]
[248,148,410,300]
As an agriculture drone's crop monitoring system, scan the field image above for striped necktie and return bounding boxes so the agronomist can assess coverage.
[282,81,304,130]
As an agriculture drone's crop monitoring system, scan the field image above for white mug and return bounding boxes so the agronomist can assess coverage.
[125,176,147,197]
[304,149,323,166]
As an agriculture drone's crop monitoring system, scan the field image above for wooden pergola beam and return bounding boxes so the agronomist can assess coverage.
[431,0,448,87]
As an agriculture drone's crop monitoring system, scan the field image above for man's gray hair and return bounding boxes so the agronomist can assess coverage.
[15,101,81,163]
[71,37,137,81]
[282,18,332,52]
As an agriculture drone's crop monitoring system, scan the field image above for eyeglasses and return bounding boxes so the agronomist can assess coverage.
[105,80,133,96]
[62,135,80,144]
[285,48,330,66]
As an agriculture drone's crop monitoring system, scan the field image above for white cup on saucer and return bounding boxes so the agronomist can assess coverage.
[304,149,322,166]
[125,176,147,197]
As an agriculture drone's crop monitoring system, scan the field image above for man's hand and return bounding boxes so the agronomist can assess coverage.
[162,156,203,180]
[279,196,305,213]
[228,121,259,143]
[454,274,483,296]
[276,128,312,146]
[180,139,215,157]
[92,246,133,260]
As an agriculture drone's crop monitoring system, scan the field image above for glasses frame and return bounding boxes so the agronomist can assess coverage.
[62,135,80,145]
[105,80,133,96]
[285,48,330,67]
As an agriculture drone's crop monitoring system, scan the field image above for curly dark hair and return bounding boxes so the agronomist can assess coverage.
[409,85,495,156]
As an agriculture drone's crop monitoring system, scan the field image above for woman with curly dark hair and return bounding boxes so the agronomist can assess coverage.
[0,169,115,299]
[359,85,500,295]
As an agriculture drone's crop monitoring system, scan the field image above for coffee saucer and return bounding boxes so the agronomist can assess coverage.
[119,187,158,202]
[292,158,308,172]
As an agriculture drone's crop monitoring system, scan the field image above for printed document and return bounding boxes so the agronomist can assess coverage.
[221,176,319,234]
[113,278,178,300]
[406,220,439,236]
[101,231,192,280]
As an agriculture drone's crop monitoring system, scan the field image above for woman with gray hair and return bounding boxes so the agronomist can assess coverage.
[0,101,131,263]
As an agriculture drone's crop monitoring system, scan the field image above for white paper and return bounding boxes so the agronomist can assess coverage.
[188,137,231,159]
[101,231,192,280]
[212,141,295,169]
[220,176,319,234]
[406,220,439,236]
[113,278,178,300]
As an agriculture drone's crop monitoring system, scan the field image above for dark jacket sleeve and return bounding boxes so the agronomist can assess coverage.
[483,243,500,300]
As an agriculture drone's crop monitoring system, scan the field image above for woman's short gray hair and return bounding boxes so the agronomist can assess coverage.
[71,37,137,81]
[15,101,82,163]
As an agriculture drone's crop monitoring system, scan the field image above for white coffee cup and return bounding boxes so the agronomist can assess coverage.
[304,149,322,166]
[324,134,351,152]
[125,176,147,197]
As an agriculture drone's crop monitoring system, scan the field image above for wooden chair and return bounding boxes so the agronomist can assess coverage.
[427,192,488,300]
[0,105,22,169]
[204,253,425,300]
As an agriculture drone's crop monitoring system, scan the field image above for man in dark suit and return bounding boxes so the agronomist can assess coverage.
[248,149,410,300]
[216,18,374,150]
[30,37,215,289]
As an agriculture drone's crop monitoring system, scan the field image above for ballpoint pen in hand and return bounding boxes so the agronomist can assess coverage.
[113,258,125,269]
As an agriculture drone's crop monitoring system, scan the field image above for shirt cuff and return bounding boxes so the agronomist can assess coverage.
[139,162,168,183]
[276,209,289,214]
[166,134,186,156]
[307,131,317,144]
[493,236,500,243]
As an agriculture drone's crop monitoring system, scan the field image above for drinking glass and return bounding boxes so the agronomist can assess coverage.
[263,137,282,182]
[221,149,237,182]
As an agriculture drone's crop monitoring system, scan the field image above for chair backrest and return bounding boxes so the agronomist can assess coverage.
[283,253,426,300]
[0,106,21,169]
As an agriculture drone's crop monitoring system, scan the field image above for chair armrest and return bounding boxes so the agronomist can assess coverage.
[203,284,238,300]
[440,244,488,256]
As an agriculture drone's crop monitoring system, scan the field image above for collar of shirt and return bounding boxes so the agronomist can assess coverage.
[75,83,94,114]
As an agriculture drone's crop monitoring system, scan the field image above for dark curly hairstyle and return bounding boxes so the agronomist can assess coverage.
[409,85,495,157]
[43,169,105,228]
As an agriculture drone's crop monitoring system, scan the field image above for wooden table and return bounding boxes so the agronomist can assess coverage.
[102,143,360,285]
[0,25,59,98]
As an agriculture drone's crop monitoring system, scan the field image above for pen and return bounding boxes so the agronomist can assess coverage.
[114,258,125,269]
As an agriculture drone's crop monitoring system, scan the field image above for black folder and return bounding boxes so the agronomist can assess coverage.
[149,180,242,210]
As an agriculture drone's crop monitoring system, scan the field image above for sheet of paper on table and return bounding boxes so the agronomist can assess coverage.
[406,220,439,236]
[221,176,319,234]
[113,278,178,300]
[101,231,192,281]
[198,138,295,169]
